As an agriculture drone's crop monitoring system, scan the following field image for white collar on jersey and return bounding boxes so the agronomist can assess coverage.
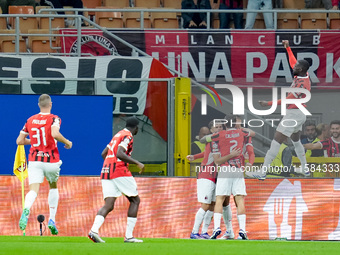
[38,112,51,115]
[296,75,308,78]
[331,136,340,144]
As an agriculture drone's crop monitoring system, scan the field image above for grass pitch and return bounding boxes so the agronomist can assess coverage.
[1,236,340,255]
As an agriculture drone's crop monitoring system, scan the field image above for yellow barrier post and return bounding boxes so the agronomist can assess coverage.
[174,77,191,176]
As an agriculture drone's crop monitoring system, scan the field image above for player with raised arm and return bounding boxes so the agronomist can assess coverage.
[88,116,145,243]
[247,40,311,180]
[187,121,223,239]
[17,94,72,235]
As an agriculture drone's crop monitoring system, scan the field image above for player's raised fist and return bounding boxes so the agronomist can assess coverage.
[282,40,289,48]
[259,100,268,107]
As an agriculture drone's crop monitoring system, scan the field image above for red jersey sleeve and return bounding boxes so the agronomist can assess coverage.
[268,47,298,106]
[286,47,297,69]
[119,135,133,151]
[193,152,204,160]
[246,144,255,165]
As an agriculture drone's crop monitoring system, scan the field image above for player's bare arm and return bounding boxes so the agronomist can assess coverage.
[187,152,204,162]
[116,146,145,174]
[199,134,212,144]
[303,142,322,150]
[16,133,31,145]
[213,148,242,165]
[101,147,109,159]
[51,126,72,149]
[242,128,256,137]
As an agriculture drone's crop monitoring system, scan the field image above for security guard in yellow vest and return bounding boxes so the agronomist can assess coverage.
[191,126,210,154]
[269,143,294,177]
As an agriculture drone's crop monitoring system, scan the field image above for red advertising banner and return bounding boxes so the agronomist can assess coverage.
[2,176,340,240]
[60,29,340,87]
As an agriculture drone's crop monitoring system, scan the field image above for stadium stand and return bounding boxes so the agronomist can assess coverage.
[151,9,179,28]
[103,0,130,8]
[82,0,102,9]
[277,12,299,29]
[0,29,27,52]
[329,12,340,29]
[0,8,6,29]
[300,12,327,29]
[27,29,58,53]
[134,0,161,9]
[124,8,151,28]
[253,13,266,29]
[39,16,66,29]
[82,0,102,16]
[162,0,181,9]
[95,7,124,28]
[36,5,66,29]
[8,5,38,33]
[283,0,305,9]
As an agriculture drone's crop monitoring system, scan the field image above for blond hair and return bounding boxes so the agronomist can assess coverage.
[38,94,51,108]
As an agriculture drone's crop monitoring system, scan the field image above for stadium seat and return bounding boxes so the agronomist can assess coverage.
[0,29,27,52]
[300,12,327,29]
[134,0,161,9]
[277,12,299,29]
[283,0,305,9]
[95,7,123,28]
[36,7,65,29]
[329,12,340,29]
[35,5,52,14]
[27,29,58,53]
[0,9,7,29]
[8,6,38,33]
[151,9,178,28]
[103,0,130,8]
[82,0,102,8]
[39,16,66,29]
[253,14,265,29]
[162,0,182,9]
[213,17,220,29]
[82,0,102,16]
[124,8,151,29]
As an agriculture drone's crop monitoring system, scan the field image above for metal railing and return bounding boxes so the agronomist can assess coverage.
[35,7,340,29]
[1,8,338,156]
[0,7,339,55]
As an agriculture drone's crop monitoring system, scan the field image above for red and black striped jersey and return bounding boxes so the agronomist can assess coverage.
[319,137,340,157]
[268,47,311,109]
[194,142,218,183]
[101,128,134,179]
[211,128,249,168]
[21,113,61,163]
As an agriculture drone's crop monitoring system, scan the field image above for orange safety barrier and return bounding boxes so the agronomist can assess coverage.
[2,176,340,240]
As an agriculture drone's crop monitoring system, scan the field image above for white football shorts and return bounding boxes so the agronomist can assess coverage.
[215,175,247,197]
[28,160,62,185]
[101,176,138,199]
[276,109,306,137]
[197,178,216,204]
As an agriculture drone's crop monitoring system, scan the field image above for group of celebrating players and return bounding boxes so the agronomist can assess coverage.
[187,39,314,240]
[16,39,326,242]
